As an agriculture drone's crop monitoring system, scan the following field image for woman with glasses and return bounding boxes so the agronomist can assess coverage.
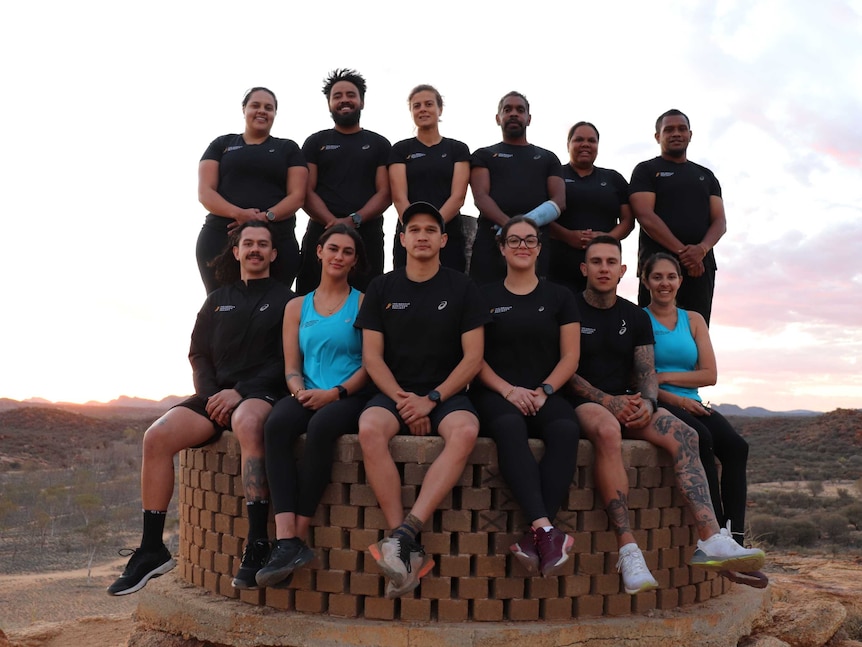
[470,216,582,577]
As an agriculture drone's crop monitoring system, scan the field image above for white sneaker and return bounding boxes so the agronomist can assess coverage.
[616,543,658,595]
[692,521,765,572]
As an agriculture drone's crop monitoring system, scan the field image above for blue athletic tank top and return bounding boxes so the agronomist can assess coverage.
[644,307,702,402]
[299,288,362,390]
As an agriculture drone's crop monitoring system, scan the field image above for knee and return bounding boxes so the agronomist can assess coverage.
[446,422,479,458]
[232,418,265,454]
[358,418,390,456]
[591,424,622,454]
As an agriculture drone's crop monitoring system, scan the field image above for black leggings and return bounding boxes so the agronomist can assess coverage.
[473,389,580,524]
[662,403,748,538]
[264,394,366,517]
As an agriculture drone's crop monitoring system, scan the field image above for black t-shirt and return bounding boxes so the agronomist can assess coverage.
[470,143,562,218]
[550,164,629,279]
[483,280,580,387]
[302,128,391,223]
[389,137,471,214]
[355,267,490,391]
[200,134,306,213]
[574,293,654,396]
[629,157,721,269]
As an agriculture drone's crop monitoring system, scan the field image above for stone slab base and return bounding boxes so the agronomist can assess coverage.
[135,573,770,647]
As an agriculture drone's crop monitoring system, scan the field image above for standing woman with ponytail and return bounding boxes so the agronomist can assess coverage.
[389,84,470,271]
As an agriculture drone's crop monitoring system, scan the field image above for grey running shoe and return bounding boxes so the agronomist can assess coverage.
[369,536,434,593]
[107,544,176,596]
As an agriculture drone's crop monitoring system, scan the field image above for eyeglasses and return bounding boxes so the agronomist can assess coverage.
[504,235,540,249]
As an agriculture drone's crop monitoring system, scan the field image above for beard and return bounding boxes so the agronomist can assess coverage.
[331,107,362,128]
[503,120,526,140]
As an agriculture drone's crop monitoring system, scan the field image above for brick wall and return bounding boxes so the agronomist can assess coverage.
[178,435,728,620]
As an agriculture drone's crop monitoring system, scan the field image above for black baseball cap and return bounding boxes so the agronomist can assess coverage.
[402,201,445,232]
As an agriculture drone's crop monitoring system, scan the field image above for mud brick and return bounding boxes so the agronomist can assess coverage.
[696,580,712,602]
[527,576,560,598]
[221,452,240,476]
[577,552,605,576]
[349,528,381,552]
[329,548,359,572]
[310,506,328,528]
[576,440,593,466]
[320,483,347,505]
[439,555,471,577]
[649,527,672,551]
[578,466,594,488]
[571,531,591,555]
[690,565,706,584]
[553,511,577,533]
[433,490,453,510]
[454,466,474,487]
[604,592,633,616]
[362,507,388,530]
[637,465,662,488]
[235,517,250,540]
[316,569,347,594]
[479,466,506,489]
[193,488,205,510]
[592,530,618,553]
[232,475,244,498]
[711,576,723,596]
[437,598,469,622]
[457,577,488,599]
[474,555,506,577]
[477,510,508,533]
[204,491,221,514]
[350,572,381,597]
[199,548,215,571]
[650,487,673,509]
[204,452,221,473]
[200,470,214,491]
[331,461,360,484]
[459,487,490,510]
[193,526,205,547]
[346,483,377,507]
[441,509,472,533]
[213,552,231,575]
[672,488,687,508]
[574,594,604,618]
[495,487,521,511]
[265,587,294,611]
[219,574,239,598]
[660,507,681,527]
[419,576,452,599]
[239,588,265,605]
[328,593,360,618]
[222,534,241,557]
[293,590,326,613]
[658,546,680,570]
[637,508,661,530]
[289,567,313,591]
[656,587,679,610]
[189,544,201,568]
[400,597,432,621]
[311,525,344,550]
[468,440,496,465]
[219,494,240,517]
[421,531,452,555]
[457,532,488,554]
[403,462,429,485]
[509,556,538,579]
[364,555,382,575]
[632,589,657,614]
[660,466,675,487]
[678,584,696,606]
[364,596,396,620]
[653,568,671,589]
[493,533,517,554]
[192,450,205,470]
[562,574,591,597]
[200,509,215,532]
[472,598,503,622]
[681,543,696,564]
[493,577,524,600]
[671,525,689,547]
[579,509,608,532]
[214,513,233,536]
[400,485,418,508]
[541,597,574,620]
[627,487,649,510]
[626,467,638,488]
[671,565,689,587]
[188,468,200,489]
[592,572,621,595]
[623,441,656,467]
[203,568,219,594]
[334,435,362,462]
[508,598,540,621]
[330,505,361,529]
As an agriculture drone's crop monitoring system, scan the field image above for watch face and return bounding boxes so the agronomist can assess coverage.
[266,211,275,221]
[428,390,441,402]
[542,384,554,396]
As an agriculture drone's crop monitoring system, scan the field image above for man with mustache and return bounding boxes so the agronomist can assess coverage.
[469,91,565,285]
[108,222,294,596]
[629,109,726,325]
[296,68,391,294]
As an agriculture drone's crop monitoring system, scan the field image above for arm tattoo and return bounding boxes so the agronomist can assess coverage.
[243,457,269,502]
[570,374,611,407]
[606,490,632,536]
[632,345,658,400]
[284,372,302,381]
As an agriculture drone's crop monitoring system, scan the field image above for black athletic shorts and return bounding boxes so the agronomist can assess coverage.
[173,390,285,447]
[363,392,478,434]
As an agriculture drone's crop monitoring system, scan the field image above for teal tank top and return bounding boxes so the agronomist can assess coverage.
[644,307,701,402]
[299,288,362,390]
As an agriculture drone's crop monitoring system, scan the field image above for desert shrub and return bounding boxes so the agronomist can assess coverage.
[843,502,862,528]
[816,512,851,541]
[750,514,818,548]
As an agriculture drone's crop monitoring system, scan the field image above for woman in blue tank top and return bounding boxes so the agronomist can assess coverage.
[256,224,369,588]
[642,254,753,555]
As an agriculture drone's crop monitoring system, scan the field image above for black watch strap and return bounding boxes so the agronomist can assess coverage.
[336,385,348,399]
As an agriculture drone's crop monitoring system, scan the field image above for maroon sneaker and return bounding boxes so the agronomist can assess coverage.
[534,527,574,577]
[510,529,540,576]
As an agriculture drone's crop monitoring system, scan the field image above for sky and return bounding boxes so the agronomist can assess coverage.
[1,1,860,413]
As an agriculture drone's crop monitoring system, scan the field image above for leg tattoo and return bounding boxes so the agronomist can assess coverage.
[607,490,632,536]
[243,456,268,501]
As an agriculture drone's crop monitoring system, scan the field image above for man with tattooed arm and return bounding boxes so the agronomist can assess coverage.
[567,235,764,595]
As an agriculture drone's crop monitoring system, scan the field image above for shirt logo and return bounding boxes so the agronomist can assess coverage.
[438,301,448,310]
[492,306,512,314]
[387,302,410,310]
[538,306,545,312]
[215,305,236,312]
[268,149,275,153]
[600,181,607,187]
[619,319,627,335]
[441,153,448,158]
[533,154,542,160]
[582,327,596,334]
[362,144,371,150]
[657,171,674,177]
[408,152,426,160]
[565,178,576,183]
[260,304,270,312]
[322,144,340,151]
[301,319,319,328]
[493,152,514,158]
[224,145,243,153]
[699,175,705,181]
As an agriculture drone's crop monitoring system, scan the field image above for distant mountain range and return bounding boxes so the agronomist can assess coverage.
[0,396,829,417]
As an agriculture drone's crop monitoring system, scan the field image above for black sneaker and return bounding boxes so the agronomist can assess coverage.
[106,544,176,596]
[255,538,315,588]
[231,538,271,589]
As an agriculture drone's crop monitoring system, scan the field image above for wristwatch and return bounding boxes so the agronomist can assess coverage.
[336,385,348,400]
[540,383,555,396]
[265,210,276,222]
[350,212,362,228]
[427,389,441,404]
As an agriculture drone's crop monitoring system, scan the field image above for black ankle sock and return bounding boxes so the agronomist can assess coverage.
[246,500,269,543]
[141,510,167,551]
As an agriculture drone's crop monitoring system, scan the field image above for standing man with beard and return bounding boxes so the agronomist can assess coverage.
[296,69,391,294]
[469,91,565,285]
[629,109,726,324]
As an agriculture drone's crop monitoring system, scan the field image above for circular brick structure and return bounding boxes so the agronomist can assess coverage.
[177,434,730,622]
